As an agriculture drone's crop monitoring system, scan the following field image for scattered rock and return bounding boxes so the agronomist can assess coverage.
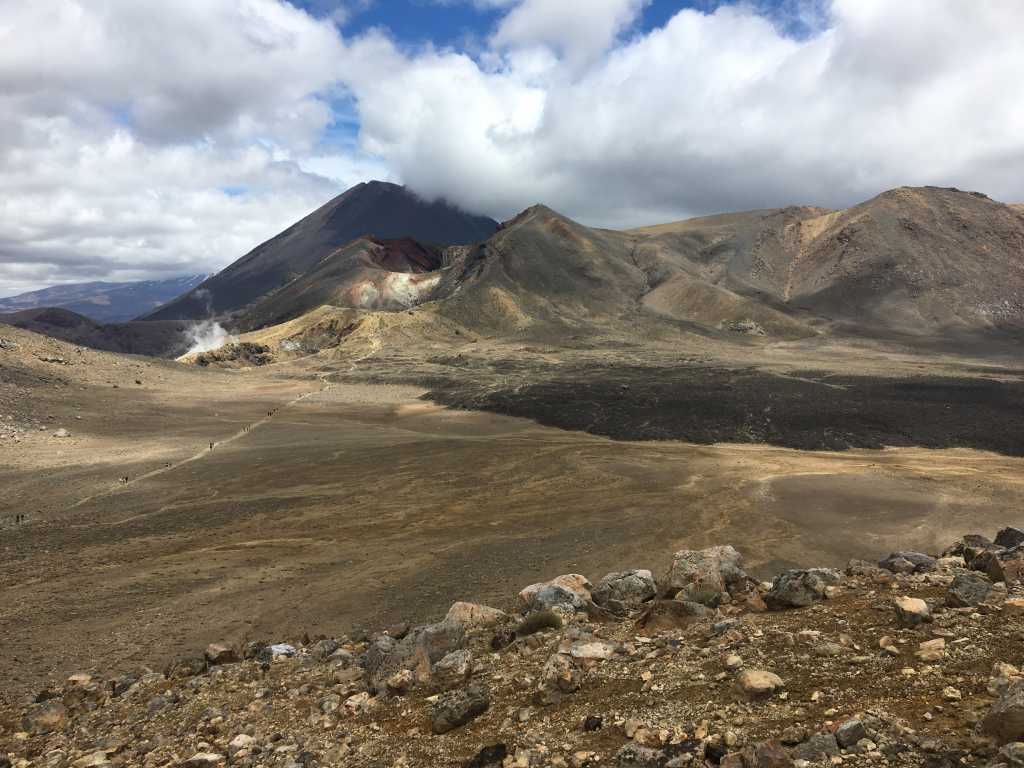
[519,574,592,612]
[309,637,339,661]
[385,668,416,695]
[996,527,1024,549]
[22,701,68,734]
[733,740,794,768]
[204,642,239,665]
[984,680,1024,744]
[569,640,619,660]
[998,742,1024,768]
[432,649,473,690]
[431,683,490,734]
[990,662,1024,696]
[165,655,207,678]
[737,669,784,698]
[663,545,747,604]
[227,734,255,758]
[972,547,1024,584]
[792,733,840,762]
[1005,598,1024,616]
[591,569,657,612]
[916,638,946,662]
[942,533,994,559]
[6,533,1024,768]
[463,744,508,768]
[765,568,841,609]
[445,602,508,631]
[539,653,585,702]
[180,753,225,767]
[416,618,467,664]
[879,551,936,574]
[894,595,931,626]
[832,719,864,749]
[946,572,992,607]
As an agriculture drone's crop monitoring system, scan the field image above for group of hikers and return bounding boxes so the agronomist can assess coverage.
[113,408,282,487]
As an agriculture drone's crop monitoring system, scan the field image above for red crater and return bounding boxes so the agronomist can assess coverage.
[363,236,444,273]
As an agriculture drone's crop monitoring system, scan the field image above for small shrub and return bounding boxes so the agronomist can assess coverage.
[515,609,562,637]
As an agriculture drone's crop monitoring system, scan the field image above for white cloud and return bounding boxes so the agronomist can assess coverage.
[0,0,366,295]
[3,0,1024,296]
[491,0,648,71]
[341,0,1024,227]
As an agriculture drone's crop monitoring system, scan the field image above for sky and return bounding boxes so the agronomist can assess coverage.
[1,0,1023,296]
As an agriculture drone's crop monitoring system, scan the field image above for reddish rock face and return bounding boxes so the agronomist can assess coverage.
[363,237,444,273]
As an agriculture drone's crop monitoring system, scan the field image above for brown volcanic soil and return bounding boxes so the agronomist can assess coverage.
[3,322,1024,708]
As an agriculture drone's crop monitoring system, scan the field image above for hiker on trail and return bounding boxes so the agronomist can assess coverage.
[210,442,214,450]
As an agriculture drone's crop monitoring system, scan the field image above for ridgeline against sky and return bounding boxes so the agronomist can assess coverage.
[2,0,1023,294]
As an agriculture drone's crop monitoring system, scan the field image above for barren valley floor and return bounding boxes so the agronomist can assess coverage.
[2,344,1024,705]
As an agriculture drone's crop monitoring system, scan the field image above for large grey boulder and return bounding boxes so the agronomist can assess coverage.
[996,527,1024,549]
[430,682,490,734]
[765,569,841,609]
[519,574,592,612]
[792,734,839,762]
[834,718,866,749]
[444,602,508,631]
[204,642,239,666]
[943,534,997,563]
[364,618,466,693]
[894,596,931,626]
[972,547,1024,584]
[21,701,68,734]
[538,652,585,704]
[592,569,657,612]
[416,618,466,664]
[946,572,992,607]
[432,649,473,691]
[663,545,747,604]
[878,551,936,574]
[984,680,1024,744]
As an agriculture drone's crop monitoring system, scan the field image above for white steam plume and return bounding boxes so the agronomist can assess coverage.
[185,319,235,355]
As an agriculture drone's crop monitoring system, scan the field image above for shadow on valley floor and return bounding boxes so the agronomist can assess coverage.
[423,365,1024,456]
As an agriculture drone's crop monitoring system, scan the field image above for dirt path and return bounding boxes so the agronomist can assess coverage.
[68,379,330,511]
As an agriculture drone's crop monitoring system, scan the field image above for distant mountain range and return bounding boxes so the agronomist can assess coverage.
[0,275,207,323]
[224,182,1024,346]
[5,182,1024,358]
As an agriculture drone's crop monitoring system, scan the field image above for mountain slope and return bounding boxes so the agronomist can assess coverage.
[433,205,815,340]
[143,181,499,321]
[0,275,206,323]
[632,187,1024,338]
[785,187,1024,334]
[239,237,449,330]
[0,308,190,357]
[434,205,647,337]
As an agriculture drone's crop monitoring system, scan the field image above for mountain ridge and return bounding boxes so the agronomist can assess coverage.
[0,275,207,323]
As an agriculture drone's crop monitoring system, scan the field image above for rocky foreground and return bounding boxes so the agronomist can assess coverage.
[4,530,1024,768]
